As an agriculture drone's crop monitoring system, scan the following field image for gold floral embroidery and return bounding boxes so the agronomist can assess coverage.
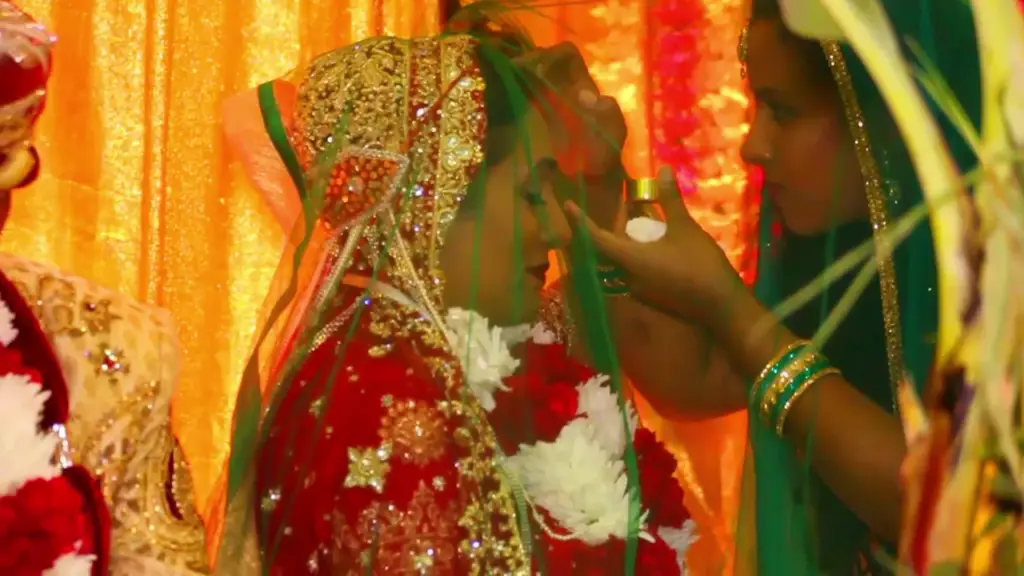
[362,305,528,573]
[378,399,448,466]
[13,274,120,337]
[118,427,208,573]
[330,481,459,574]
[0,255,208,573]
[12,271,132,384]
[85,344,130,383]
[345,443,393,493]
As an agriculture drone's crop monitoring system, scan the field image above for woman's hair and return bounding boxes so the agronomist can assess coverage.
[477,41,538,166]
[750,0,834,89]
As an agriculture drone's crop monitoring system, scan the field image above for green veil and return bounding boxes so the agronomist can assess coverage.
[738,0,982,573]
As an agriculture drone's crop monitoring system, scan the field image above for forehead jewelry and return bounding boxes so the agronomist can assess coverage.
[738,24,750,79]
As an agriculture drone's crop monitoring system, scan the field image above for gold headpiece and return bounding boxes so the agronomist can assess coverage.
[288,34,488,310]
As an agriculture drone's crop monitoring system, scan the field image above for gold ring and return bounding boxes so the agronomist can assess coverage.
[629,177,659,203]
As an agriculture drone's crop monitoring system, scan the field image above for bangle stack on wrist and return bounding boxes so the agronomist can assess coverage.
[749,339,840,435]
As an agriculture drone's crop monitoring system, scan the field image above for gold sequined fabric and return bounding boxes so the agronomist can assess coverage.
[0,252,209,575]
[287,34,486,311]
[220,33,529,574]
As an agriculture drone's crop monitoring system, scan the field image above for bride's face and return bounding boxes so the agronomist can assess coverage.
[440,105,569,327]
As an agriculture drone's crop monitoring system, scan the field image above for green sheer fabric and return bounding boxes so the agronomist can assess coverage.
[739,1,983,573]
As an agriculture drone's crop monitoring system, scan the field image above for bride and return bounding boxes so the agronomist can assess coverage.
[214,30,696,574]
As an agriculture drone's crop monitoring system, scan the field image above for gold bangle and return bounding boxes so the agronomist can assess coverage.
[749,340,808,407]
[759,348,824,425]
[775,367,841,435]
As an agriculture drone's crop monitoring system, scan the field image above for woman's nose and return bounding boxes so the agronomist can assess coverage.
[740,113,773,168]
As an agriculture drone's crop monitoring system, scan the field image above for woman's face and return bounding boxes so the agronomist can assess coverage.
[741,20,869,235]
[440,105,569,327]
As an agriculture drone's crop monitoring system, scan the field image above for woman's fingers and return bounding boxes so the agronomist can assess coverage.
[564,200,637,269]
[653,167,692,229]
[548,43,599,93]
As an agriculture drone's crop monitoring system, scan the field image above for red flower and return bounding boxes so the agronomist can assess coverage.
[491,374,579,452]
[634,428,690,529]
[486,339,601,451]
[0,346,42,385]
[0,477,89,575]
[523,340,596,386]
[636,537,682,575]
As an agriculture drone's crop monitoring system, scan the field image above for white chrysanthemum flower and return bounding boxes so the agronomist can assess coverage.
[530,322,558,345]
[505,418,649,545]
[44,550,95,576]
[625,217,667,243]
[0,374,60,495]
[659,521,699,575]
[576,375,638,458]
[500,323,533,347]
[445,308,519,412]
[0,296,18,346]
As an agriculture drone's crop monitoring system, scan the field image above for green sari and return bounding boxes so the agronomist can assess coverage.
[738,0,983,573]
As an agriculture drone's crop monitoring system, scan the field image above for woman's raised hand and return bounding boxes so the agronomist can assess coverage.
[517,42,627,231]
[564,167,741,323]
[521,42,626,179]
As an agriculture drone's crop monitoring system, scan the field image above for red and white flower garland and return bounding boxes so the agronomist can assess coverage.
[0,295,96,576]
[445,308,698,574]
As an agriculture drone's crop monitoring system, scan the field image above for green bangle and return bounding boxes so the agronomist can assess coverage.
[774,365,840,435]
[760,349,827,427]
[749,341,808,410]
[765,358,828,425]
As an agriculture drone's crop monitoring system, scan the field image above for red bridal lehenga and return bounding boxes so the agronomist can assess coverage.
[212,32,698,575]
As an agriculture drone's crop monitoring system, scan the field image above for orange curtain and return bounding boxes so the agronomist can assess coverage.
[5,0,751,571]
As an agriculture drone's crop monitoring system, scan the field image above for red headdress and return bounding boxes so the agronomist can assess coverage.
[0,1,54,191]
[0,5,110,574]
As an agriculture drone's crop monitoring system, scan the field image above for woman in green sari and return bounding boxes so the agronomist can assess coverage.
[568,0,981,572]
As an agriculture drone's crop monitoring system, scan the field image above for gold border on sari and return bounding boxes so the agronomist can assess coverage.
[821,42,905,412]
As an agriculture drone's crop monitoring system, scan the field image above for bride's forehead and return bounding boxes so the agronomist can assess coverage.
[745,21,821,95]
